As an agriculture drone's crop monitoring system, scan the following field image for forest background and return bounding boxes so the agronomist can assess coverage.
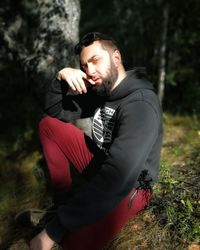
[0,0,199,249]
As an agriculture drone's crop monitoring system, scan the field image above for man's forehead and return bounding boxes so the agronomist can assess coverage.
[80,41,106,59]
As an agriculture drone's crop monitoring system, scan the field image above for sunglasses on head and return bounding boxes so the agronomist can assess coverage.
[74,32,114,54]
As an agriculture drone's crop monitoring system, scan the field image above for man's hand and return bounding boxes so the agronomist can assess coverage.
[30,229,55,250]
[57,67,95,94]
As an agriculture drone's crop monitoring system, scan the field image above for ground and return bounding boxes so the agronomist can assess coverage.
[0,114,199,249]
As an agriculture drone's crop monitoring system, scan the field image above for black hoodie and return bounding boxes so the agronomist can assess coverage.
[44,69,163,242]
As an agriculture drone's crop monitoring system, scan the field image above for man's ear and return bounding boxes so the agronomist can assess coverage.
[112,50,121,67]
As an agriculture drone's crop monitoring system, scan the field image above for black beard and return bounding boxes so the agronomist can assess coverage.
[91,60,118,97]
[91,80,112,96]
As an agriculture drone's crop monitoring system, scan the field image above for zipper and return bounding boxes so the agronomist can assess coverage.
[128,188,138,209]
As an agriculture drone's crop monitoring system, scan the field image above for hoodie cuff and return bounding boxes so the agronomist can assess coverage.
[45,217,67,243]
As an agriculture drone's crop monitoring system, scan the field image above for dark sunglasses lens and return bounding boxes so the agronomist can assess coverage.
[75,33,95,54]
[75,32,112,54]
[82,33,95,46]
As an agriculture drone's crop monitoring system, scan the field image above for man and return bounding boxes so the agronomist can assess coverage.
[20,32,163,249]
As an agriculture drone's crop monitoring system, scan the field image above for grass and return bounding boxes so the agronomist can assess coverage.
[0,113,200,249]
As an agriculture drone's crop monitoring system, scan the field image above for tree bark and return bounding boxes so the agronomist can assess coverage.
[157,3,169,104]
[32,0,80,76]
[2,0,93,136]
[2,0,81,102]
[30,0,81,101]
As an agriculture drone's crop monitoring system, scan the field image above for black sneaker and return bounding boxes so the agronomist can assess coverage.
[15,208,56,228]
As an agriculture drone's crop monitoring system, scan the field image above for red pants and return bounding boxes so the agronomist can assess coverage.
[39,116,152,250]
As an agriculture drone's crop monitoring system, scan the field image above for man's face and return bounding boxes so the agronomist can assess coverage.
[80,41,118,96]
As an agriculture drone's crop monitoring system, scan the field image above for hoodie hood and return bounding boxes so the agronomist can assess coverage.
[107,69,155,101]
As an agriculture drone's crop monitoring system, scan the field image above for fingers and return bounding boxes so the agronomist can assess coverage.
[57,68,90,94]
[85,78,95,85]
[69,72,87,94]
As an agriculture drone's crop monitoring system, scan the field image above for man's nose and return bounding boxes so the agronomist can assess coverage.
[86,63,96,76]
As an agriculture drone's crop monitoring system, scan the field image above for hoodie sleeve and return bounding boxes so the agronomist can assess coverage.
[44,78,100,121]
[45,99,162,243]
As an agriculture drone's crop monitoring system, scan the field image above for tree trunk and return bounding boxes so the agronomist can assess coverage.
[33,0,80,75]
[2,0,93,136]
[29,0,81,102]
[157,3,169,104]
[3,0,81,103]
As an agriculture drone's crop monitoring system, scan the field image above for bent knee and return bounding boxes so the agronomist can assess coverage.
[39,115,56,132]
[39,115,65,134]
[39,115,76,135]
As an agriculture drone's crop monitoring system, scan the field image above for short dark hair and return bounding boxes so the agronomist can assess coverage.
[74,32,118,55]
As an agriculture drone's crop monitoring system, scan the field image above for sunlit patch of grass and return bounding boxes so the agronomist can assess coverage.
[148,114,200,247]
[153,160,200,240]
[162,113,200,166]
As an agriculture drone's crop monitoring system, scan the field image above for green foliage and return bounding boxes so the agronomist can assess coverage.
[154,160,200,242]
[151,114,200,245]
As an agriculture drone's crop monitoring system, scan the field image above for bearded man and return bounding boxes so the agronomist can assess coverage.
[17,32,163,250]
